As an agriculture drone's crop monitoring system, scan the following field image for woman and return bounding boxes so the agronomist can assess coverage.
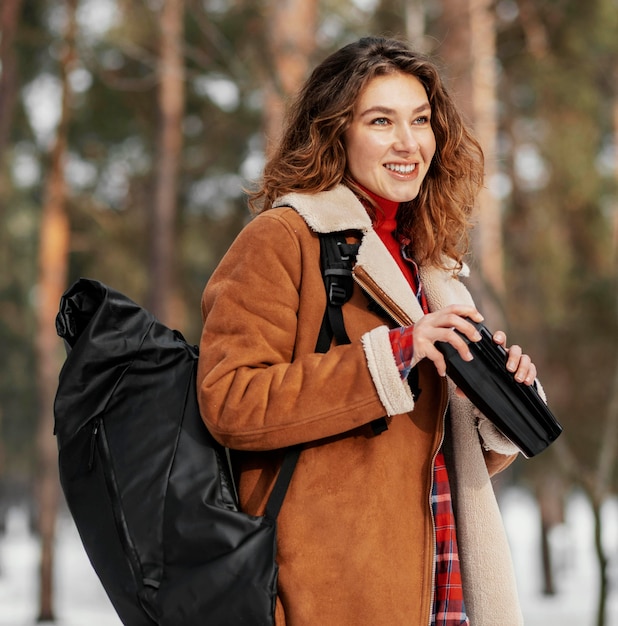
[197,36,535,626]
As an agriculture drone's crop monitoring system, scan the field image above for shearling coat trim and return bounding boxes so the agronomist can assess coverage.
[277,185,524,626]
[275,185,373,233]
[361,325,414,415]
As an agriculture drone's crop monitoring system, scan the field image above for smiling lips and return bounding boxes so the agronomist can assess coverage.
[384,163,417,175]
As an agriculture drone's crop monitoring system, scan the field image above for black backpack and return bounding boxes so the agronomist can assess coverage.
[53,233,360,625]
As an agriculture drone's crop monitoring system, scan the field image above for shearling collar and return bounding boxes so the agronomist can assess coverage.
[274,185,373,234]
[274,185,473,325]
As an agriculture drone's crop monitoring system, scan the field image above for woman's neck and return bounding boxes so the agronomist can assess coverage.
[356,184,399,225]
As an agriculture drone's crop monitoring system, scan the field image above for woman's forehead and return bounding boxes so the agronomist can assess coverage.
[354,73,430,111]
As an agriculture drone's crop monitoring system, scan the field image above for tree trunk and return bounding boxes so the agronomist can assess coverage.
[468,0,504,324]
[148,0,185,326]
[538,512,553,595]
[0,0,23,162]
[552,355,618,626]
[405,0,425,48]
[591,347,618,626]
[0,1,24,515]
[591,494,608,626]
[438,0,504,328]
[612,66,618,262]
[34,0,77,620]
[262,0,318,155]
[535,475,565,596]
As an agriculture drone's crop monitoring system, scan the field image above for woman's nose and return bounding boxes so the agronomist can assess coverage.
[394,125,419,153]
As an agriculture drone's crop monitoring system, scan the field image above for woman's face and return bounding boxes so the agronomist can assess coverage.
[344,72,436,203]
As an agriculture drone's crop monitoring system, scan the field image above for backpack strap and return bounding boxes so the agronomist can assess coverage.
[264,231,386,521]
[264,445,302,520]
[318,232,388,436]
[316,232,360,351]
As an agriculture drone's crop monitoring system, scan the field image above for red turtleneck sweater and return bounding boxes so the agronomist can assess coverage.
[365,187,425,378]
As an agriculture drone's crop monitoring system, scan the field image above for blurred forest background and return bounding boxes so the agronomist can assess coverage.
[0,0,617,623]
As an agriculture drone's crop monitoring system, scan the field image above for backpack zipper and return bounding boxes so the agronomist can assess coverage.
[89,418,147,592]
[88,419,99,471]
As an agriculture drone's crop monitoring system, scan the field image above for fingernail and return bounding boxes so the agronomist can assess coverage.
[465,351,474,361]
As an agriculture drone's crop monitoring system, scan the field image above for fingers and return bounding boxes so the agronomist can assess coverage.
[492,330,506,346]
[492,331,537,386]
[506,347,536,385]
[412,305,484,376]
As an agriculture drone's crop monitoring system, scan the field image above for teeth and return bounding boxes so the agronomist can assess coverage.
[385,163,416,174]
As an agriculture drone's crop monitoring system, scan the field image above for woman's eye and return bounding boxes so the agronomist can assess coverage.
[371,117,390,126]
[414,115,430,125]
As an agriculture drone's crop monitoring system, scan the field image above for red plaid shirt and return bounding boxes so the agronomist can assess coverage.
[370,192,469,626]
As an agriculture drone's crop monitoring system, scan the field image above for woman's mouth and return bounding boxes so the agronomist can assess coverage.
[384,163,417,174]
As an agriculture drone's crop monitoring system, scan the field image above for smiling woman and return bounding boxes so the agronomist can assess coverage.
[197,36,539,626]
[343,72,436,203]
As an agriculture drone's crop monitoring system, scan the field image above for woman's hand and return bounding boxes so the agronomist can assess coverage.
[453,328,538,399]
[411,306,537,387]
[411,304,484,376]
[492,330,537,386]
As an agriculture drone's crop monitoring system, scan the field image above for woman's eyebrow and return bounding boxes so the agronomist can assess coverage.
[359,103,431,117]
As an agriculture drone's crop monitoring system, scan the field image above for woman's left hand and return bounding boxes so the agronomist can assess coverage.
[492,330,537,386]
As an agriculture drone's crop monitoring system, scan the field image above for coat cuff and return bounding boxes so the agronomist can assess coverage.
[361,325,415,416]
[476,413,521,456]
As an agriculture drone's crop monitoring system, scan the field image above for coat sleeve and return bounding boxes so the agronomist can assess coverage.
[197,211,412,451]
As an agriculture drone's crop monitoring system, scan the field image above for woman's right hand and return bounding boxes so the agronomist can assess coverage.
[411,304,484,376]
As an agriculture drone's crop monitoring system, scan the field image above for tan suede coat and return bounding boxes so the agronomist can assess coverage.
[197,185,524,626]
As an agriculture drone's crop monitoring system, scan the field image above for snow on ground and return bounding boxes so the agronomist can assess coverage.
[0,509,120,626]
[0,488,616,626]
[502,488,618,626]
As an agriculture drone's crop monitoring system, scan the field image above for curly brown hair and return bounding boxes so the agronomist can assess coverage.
[248,36,484,268]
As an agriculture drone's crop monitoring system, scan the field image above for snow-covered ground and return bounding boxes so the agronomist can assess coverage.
[0,488,616,626]
[0,506,121,626]
[503,488,618,626]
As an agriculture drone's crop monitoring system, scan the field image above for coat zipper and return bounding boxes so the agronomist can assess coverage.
[353,266,450,626]
[353,268,415,327]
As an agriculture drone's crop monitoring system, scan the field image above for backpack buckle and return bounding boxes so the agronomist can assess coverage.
[328,282,349,306]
